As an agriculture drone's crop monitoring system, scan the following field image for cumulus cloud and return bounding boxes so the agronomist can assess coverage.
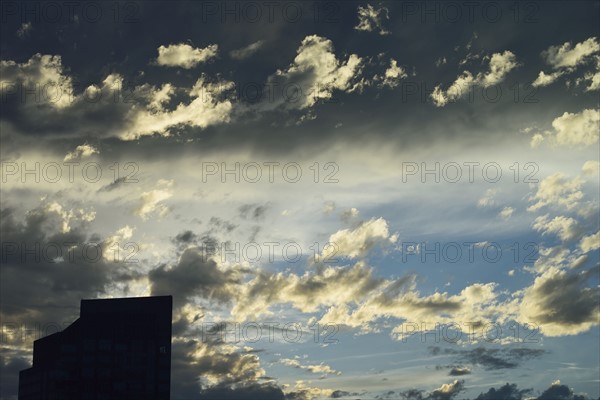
[527,173,584,212]
[232,262,384,321]
[532,70,564,87]
[322,217,397,260]
[430,380,465,400]
[0,53,73,108]
[380,58,408,88]
[0,56,231,140]
[542,37,599,69]
[322,278,502,337]
[262,35,363,110]
[479,51,520,87]
[0,200,138,357]
[354,4,390,35]
[431,71,476,107]
[517,266,600,336]
[533,37,600,89]
[532,215,581,242]
[122,75,235,139]
[431,51,518,107]
[135,179,174,219]
[551,109,600,146]
[63,143,98,161]
[581,160,600,176]
[155,43,219,68]
[473,380,595,400]
[280,358,340,376]
[499,207,515,219]
[583,55,600,91]
[579,231,600,253]
[473,383,532,400]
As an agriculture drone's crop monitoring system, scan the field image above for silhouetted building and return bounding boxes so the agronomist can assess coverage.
[19,296,172,400]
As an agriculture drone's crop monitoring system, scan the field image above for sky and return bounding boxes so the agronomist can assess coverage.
[0,1,599,399]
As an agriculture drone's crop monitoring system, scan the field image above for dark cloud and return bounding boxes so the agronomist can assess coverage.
[521,265,600,334]
[0,349,31,400]
[149,247,250,307]
[198,383,285,400]
[428,346,547,370]
[397,381,464,400]
[448,366,471,376]
[0,203,135,329]
[98,176,128,192]
[0,203,141,399]
[174,230,199,244]
[474,383,532,400]
[473,381,597,400]
[239,203,269,220]
[330,390,352,398]
[536,383,592,400]
[430,380,465,400]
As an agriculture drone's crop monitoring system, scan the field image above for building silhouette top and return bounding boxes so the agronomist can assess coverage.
[19,295,172,400]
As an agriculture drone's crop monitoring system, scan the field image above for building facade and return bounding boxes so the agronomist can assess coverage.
[19,296,172,400]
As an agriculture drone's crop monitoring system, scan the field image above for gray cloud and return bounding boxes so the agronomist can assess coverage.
[429,346,547,370]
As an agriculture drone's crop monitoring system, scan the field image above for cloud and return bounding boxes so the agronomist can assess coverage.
[448,367,471,376]
[431,71,476,107]
[280,358,340,376]
[122,75,235,139]
[579,231,600,253]
[473,381,595,400]
[532,70,564,87]
[532,38,599,89]
[16,22,32,38]
[477,189,497,207]
[527,173,584,212]
[135,179,174,220]
[542,37,599,69]
[155,43,218,68]
[230,40,265,60]
[63,143,98,161]
[0,53,73,108]
[340,207,360,222]
[197,383,285,400]
[583,55,600,91]
[479,51,520,87]
[354,4,390,35]
[431,51,518,107]
[517,266,600,336]
[473,383,532,400]
[430,380,465,400]
[380,58,408,88]
[551,109,600,146]
[532,215,581,242]
[322,217,396,259]
[149,246,249,307]
[323,278,502,336]
[232,262,385,321]
[0,350,31,399]
[535,380,593,400]
[430,347,546,370]
[262,35,363,110]
[581,160,600,176]
[0,59,221,139]
[499,207,515,219]
[0,200,138,356]
[239,204,269,221]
